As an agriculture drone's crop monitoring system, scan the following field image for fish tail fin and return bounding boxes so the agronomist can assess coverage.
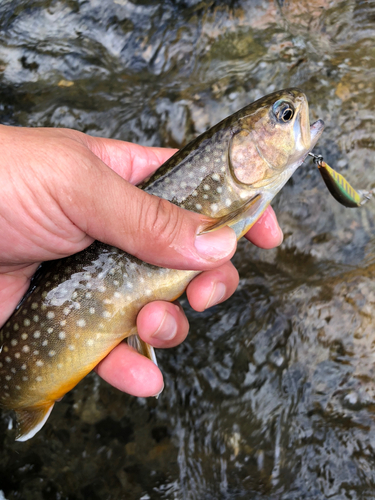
[127,333,158,367]
[15,402,54,442]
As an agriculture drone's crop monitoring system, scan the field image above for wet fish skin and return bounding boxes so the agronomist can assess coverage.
[0,89,324,441]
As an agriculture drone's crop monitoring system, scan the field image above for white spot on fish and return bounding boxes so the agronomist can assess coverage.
[59,331,66,340]
[68,345,75,351]
[102,311,111,318]
[72,292,78,299]
[216,186,223,194]
[212,173,220,181]
[42,340,48,347]
[21,333,28,340]
[48,350,56,357]
[114,292,121,299]
[15,385,21,390]
[33,315,39,322]
[60,320,66,327]
[225,198,231,207]
[210,203,218,212]
[31,302,38,310]
[15,352,20,359]
[33,350,39,355]
[57,363,63,369]
[98,285,106,293]
[36,376,43,382]
[36,360,44,367]
[113,280,119,287]
[23,319,31,327]
[63,307,71,316]
[240,192,248,199]
[47,328,53,334]
[195,203,202,210]
[13,323,19,331]
[203,184,210,191]
[5,375,11,381]
[87,339,94,346]
[180,181,187,188]
[77,319,86,327]
[145,289,152,297]
[74,303,81,310]
[21,364,26,370]
[85,292,92,299]
[192,190,198,197]
[34,331,41,339]
[89,307,95,314]
[47,311,55,319]
[11,339,18,346]
[22,376,28,381]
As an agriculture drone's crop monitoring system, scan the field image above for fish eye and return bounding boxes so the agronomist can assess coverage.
[272,100,295,123]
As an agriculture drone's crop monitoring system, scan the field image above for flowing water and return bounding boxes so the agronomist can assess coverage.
[1,0,375,498]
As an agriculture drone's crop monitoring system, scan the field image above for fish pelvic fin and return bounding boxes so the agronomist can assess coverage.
[15,402,54,442]
[127,334,158,366]
[126,335,163,398]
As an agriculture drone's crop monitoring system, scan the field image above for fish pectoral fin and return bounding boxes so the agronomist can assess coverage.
[199,194,262,233]
[15,402,54,442]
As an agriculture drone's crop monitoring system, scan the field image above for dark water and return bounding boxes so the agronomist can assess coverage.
[1,0,375,498]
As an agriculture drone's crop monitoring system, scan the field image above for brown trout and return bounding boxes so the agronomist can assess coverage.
[0,89,324,441]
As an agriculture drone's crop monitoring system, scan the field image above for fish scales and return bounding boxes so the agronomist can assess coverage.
[0,89,324,440]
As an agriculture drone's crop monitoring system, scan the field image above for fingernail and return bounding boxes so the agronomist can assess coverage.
[151,311,177,341]
[205,282,226,309]
[195,227,236,261]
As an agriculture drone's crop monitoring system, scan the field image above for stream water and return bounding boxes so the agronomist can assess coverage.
[1,1,375,499]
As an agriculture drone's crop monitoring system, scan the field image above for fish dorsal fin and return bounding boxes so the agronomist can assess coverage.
[199,194,262,234]
[15,403,54,442]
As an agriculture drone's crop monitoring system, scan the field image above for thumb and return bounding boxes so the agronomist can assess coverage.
[55,145,237,271]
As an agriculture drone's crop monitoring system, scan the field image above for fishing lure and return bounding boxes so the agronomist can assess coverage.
[309,152,373,208]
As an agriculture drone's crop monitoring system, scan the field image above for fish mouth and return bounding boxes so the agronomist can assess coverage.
[309,119,325,152]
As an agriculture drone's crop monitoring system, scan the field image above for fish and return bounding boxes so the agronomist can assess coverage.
[308,153,373,208]
[0,88,324,441]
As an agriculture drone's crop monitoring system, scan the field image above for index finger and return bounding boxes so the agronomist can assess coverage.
[83,135,177,185]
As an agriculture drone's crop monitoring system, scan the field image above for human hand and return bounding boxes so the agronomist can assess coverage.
[0,125,283,397]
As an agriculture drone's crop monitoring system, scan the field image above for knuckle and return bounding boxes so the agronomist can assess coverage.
[141,196,184,246]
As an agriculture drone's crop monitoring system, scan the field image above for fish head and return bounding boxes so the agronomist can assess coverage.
[229,88,324,190]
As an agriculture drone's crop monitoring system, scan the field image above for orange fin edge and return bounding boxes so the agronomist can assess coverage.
[15,402,54,442]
